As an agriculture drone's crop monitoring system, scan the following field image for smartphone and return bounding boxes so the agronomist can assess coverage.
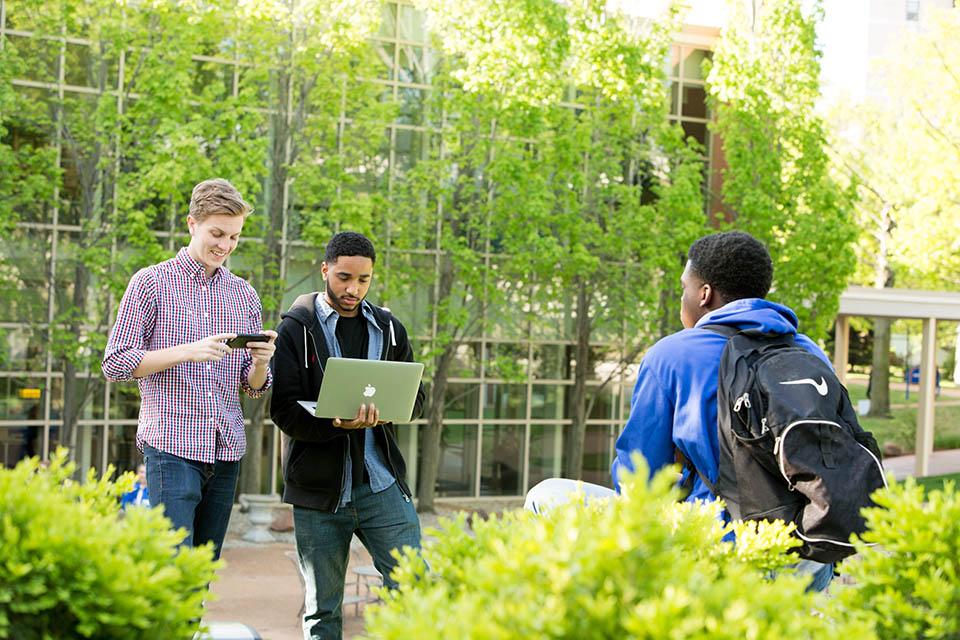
[226,334,269,349]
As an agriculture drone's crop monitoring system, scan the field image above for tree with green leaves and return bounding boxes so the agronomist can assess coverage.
[830,6,960,415]
[413,0,707,493]
[1,0,267,473]
[706,0,857,342]
[227,0,391,493]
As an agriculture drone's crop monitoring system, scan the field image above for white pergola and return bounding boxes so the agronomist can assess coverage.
[833,286,960,477]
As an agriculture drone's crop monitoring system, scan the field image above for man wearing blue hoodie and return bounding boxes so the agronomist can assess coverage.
[611,230,833,590]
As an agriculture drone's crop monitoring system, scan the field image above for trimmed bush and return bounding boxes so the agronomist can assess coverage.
[831,479,960,639]
[0,450,219,639]
[364,461,873,639]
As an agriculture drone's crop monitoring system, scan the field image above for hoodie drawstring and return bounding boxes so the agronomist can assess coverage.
[303,326,308,368]
[389,319,396,347]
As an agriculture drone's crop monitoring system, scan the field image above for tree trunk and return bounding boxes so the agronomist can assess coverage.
[563,279,591,480]
[868,318,892,417]
[868,204,894,418]
[239,67,289,495]
[416,255,457,513]
[417,350,452,513]
[63,261,92,475]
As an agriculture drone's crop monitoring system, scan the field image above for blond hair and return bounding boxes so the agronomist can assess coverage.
[188,178,253,223]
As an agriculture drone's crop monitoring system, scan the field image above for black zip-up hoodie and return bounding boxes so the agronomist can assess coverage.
[269,293,425,511]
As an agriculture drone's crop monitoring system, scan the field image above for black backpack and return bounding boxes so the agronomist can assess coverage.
[688,325,887,564]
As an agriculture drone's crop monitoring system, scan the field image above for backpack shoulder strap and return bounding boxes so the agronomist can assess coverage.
[675,322,733,500]
[675,447,719,500]
[699,323,739,338]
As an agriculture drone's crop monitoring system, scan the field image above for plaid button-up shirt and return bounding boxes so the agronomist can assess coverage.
[103,248,272,463]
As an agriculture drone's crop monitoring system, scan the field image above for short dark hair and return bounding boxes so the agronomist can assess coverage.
[325,231,376,264]
[687,231,773,301]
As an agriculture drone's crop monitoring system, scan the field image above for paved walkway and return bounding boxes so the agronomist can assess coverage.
[883,448,960,480]
[202,503,492,640]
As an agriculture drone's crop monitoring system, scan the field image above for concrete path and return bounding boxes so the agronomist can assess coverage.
[204,540,370,640]
[883,448,960,480]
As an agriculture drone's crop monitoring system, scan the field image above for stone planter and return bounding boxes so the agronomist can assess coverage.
[239,493,281,543]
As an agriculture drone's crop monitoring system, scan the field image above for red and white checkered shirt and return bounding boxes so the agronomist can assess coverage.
[102,248,272,463]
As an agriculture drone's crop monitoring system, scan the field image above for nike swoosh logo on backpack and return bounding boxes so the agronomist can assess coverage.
[780,377,828,396]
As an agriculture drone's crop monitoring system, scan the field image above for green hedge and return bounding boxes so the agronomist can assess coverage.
[365,460,872,639]
[366,463,960,639]
[0,451,219,639]
[832,479,960,639]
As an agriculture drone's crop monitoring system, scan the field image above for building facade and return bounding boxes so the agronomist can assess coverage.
[0,0,718,499]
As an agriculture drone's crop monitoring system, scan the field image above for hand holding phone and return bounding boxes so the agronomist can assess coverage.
[226,334,270,349]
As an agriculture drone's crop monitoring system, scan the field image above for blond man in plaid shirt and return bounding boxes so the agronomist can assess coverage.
[103,178,276,560]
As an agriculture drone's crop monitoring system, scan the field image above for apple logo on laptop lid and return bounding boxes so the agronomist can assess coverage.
[363,384,376,397]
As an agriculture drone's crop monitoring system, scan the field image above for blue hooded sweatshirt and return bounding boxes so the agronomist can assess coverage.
[611,298,830,504]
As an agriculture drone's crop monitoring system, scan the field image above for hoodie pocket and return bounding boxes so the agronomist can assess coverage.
[286,442,341,489]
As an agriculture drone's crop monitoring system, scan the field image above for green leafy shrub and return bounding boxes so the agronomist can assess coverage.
[0,450,219,639]
[364,460,873,639]
[830,479,960,639]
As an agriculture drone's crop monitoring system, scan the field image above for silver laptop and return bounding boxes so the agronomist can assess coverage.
[297,357,425,423]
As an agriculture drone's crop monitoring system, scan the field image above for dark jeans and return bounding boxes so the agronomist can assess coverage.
[143,444,239,561]
[294,482,421,640]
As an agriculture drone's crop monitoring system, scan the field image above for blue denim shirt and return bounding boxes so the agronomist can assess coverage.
[314,296,396,506]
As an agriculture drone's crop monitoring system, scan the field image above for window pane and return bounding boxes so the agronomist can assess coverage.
[397,4,426,42]
[668,45,681,78]
[109,384,141,421]
[532,344,570,380]
[0,375,45,419]
[528,424,565,487]
[107,425,142,473]
[681,120,708,150]
[0,327,48,370]
[588,386,616,420]
[378,3,397,38]
[397,44,437,85]
[0,425,43,467]
[486,342,528,379]
[430,423,477,497]
[397,87,427,125]
[582,425,614,488]
[447,342,481,378]
[444,383,480,419]
[681,84,707,119]
[0,230,51,323]
[372,42,395,81]
[480,424,524,496]
[482,383,526,419]
[6,34,59,83]
[682,49,710,81]
[530,384,565,419]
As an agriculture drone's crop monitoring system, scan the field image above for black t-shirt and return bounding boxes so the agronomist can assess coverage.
[335,313,371,486]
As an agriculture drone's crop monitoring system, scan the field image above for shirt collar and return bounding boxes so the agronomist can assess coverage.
[175,247,223,282]
[315,294,375,325]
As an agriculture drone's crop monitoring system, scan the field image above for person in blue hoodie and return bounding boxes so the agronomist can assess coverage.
[611,230,834,591]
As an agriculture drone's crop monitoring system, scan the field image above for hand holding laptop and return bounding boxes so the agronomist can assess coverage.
[332,404,386,430]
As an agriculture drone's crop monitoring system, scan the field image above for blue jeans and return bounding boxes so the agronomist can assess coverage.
[796,558,834,593]
[294,482,421,640]
[143,444,239,561]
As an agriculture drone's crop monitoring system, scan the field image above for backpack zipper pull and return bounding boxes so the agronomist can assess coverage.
[761,417,768,434]
[733,393,751,413]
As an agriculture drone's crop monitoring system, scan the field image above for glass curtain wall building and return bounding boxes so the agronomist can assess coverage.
[0,1,716,500]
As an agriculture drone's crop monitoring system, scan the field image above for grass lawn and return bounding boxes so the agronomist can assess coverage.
[844,378,960,454]
[912,472,960,493]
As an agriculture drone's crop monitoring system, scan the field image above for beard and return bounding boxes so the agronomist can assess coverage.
[326,282,362,315]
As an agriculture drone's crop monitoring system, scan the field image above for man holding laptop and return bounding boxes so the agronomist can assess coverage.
[270,231,425,640]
